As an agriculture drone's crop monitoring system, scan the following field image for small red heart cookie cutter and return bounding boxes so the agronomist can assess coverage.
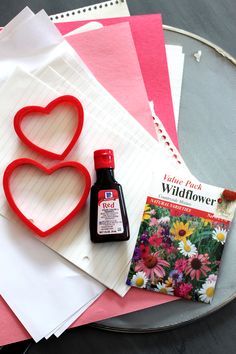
[3,158,91,237]
[14,95,84,160]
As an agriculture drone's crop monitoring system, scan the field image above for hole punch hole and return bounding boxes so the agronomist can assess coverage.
[82,256,90,263]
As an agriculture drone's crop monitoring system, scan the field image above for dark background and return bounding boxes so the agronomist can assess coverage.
[0,1,236,353]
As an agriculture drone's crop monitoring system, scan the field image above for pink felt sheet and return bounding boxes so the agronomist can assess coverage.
[57,14,178,148]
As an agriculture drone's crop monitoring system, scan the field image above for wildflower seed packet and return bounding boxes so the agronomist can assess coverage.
[127,169,236,303]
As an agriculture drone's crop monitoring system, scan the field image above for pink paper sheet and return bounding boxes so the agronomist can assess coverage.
[57,14,178,148]
[70,289,178,330]
[0,290,178,345]
[0,298,30,345]
[0,15,180,346]
[66,22,156,138]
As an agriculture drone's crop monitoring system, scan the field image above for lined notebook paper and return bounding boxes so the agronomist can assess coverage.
[0,62,192,296]
[50,0,130,23]
[0,67,153,296]
[35,57,196,295]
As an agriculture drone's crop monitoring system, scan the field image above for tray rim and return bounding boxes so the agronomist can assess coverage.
[163,25,236,65]
[91,293,236,333]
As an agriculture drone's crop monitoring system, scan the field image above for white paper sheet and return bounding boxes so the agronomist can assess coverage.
[45,294,100,339]
[0,215,104,342]
[0,7,34,37]
[0,11,63,84]
[165,45,185,128]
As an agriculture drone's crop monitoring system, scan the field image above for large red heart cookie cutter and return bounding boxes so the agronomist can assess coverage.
[14,95,84,160]
[3,158,91,237]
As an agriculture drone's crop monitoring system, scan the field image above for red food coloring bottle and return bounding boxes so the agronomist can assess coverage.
[90,149,130,243]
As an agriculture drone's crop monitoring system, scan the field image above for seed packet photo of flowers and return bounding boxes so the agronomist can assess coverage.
[127,198,231,304]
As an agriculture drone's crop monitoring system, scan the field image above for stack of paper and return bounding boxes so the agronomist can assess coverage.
[56,14,180,148]
[0,3,197,346]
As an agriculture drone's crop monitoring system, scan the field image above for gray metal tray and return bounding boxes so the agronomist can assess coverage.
[93,27,236,332]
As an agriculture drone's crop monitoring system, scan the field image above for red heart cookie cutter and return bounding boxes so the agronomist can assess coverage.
[3,158,91,237]
[14,95,84,160]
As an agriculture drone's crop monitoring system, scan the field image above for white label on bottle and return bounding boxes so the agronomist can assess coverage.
[97,189,124,235]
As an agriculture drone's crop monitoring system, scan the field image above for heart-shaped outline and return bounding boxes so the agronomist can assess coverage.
[3,158,91,237]
[14,95,84,160]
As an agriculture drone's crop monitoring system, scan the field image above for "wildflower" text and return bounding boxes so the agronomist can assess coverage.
[162,183,216,205]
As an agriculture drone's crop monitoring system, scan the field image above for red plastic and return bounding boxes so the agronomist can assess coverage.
[94,149,115,170]
[222,189,236,202]
[13,95,84,160]
[3,158,91,237]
